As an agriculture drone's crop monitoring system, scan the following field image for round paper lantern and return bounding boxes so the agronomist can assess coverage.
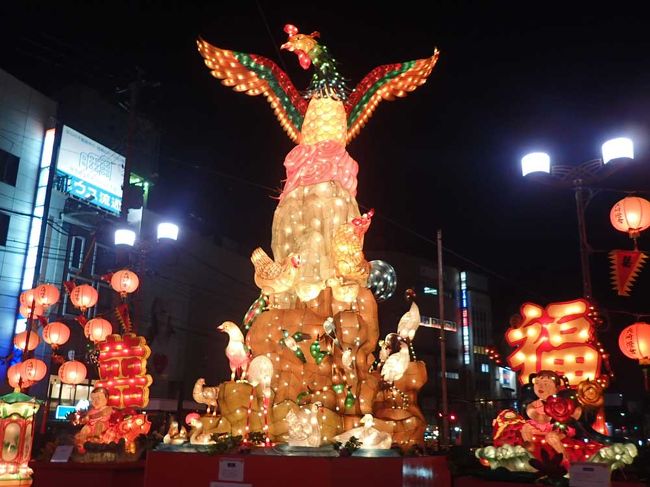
[69,284,98,311]
[111,269,139,296]
[366,260,397,302]
[619,322,650,360]
[19,304,45,319]
[13,331,40,351]
[20,358,47,383]
[33,284,60,307]
[610,197,650,238]
[42,322,70,348]
[19,289,36,307]
[58,360,87,385]
[84,318,112,343]
[6,363,33,389]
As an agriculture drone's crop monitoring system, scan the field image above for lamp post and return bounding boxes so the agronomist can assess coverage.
[521,137,635,300]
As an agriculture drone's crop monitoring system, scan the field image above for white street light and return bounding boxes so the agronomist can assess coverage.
[157,222,179,241]
[602,137,634,164]
[114,229,136,246]
[521,152,551,176]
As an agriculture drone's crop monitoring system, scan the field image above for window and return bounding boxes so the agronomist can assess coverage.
[0,148,19,186]
[481,363,490,373]
[0,212,9,246]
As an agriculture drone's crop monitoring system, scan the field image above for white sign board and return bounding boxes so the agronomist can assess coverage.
[56,125,125,214]
[569,462,610,487]
[218,458,244,482]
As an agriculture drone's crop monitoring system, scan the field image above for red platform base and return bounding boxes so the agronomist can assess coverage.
[144,451,451,487]
[31,461,144,487]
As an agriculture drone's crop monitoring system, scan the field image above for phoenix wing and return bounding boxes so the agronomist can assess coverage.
[197,38,308,143]
[345,50,440,144]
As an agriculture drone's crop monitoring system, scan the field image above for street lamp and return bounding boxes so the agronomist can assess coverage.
[114,228,136,247]
[521,137,635,299]
[157,222,179,241]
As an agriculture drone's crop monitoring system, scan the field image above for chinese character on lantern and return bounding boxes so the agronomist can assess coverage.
[94,333,152,408]
[506,299,601,386]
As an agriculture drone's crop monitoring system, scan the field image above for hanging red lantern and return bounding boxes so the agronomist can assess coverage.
[111,270,139,296]
[19,289,36,307]
[42,322,70,348]
[19,304,45,319]
[13,331,40,351]
[84,318,113,343]
[69,284,99,311]
[619,322,650,360]
[610,196,650,239]
[58,360,87,385]
[6,363,33,389]
[20,358,47,383]
[33,284,60,307]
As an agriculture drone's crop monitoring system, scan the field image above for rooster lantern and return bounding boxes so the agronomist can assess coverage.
[198,25,439,304]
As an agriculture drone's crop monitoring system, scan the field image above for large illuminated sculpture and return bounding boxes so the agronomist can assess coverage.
[193,25,438,450]
[475,299,638,473]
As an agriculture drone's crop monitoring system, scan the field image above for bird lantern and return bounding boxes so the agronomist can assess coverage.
[13,331,39,352]
[58,360,87,385]
[19,359,47,383]
[42,322,70,348]
[84,318,112,343]
[69,284,98,311]
[6,364,33,390]
[610,196,650,240]
[619,322,650,361]
[33,284,60,307]
[111,269,139,297]
[19,304,44,319]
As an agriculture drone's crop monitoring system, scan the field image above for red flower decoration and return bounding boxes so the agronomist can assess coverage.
[544,395,576,423]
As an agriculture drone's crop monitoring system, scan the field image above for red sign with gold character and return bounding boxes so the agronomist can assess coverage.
[95,333,152,408]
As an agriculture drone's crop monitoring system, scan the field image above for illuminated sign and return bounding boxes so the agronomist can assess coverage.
[56,125,125,214]
[460,271,471,365]
[496,367,516,390]
[55,405,76,420]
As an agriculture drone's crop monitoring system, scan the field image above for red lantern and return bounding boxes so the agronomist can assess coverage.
[111,270,139,296]
[58,360,87,385]
[19,289,36,307]
[19,304,45,319]
[610,196,650,239]
[619,322,650,360]
[20,358,47,383]
[42,322,70,348]
[69,284,98,311]
[33,284,60,307]
[13,331,40,351]
[84,318,113,343]
[6,363,33,389]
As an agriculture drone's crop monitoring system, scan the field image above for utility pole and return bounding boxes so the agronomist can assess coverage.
[437,229,450,448]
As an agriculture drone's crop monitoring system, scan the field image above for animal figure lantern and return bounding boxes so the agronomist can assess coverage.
[193,24,437,449]
[475,300,638,474]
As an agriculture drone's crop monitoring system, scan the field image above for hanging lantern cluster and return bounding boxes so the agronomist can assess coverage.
[111,269,139,297]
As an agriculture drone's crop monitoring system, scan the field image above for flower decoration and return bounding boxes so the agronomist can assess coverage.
[576,379,604,409]
[543,395,576,424]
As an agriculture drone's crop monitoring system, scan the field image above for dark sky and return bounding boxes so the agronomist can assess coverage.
[3,1,650,395]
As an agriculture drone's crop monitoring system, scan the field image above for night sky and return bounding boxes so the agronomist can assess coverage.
[2,2,650,396]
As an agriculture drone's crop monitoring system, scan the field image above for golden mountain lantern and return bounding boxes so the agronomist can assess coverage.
[0,391,40,485]
[58,360,87,385]
[42,322,70,348]
[619,322,650,361]
[19,359,47,383]
[13,331,39,352]
[84,318,112,343]
[610,196,650,239]
[111,270,139,297]
[33,284,60,307]
[69,284,98,311]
